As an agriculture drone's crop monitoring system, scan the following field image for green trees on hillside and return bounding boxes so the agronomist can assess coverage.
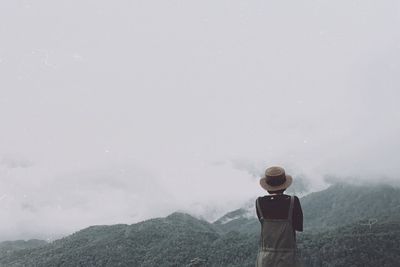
[1,220,399,266]
[1,184,400,266]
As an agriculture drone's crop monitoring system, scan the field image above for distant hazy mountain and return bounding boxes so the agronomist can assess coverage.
[1,183,400,266]
[301,183,400,230]
[212,203,259,235]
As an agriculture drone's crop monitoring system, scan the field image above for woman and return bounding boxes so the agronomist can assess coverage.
[255,166,303,267]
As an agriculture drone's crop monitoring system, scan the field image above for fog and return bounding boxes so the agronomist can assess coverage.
[0,0,399,241]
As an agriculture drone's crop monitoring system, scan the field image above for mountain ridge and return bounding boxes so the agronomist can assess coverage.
[1,182,400,266]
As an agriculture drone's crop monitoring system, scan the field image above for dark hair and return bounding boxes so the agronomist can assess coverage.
[267,189,285,194]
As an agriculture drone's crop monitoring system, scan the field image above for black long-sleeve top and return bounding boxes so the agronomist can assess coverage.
[255,194,303,232]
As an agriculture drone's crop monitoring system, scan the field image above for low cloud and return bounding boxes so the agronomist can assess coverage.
[0,0,399,241]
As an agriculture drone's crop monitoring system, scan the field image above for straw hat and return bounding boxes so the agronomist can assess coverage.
[259,166,293,191]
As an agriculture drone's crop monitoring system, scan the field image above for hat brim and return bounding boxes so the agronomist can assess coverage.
[259,174,293,191]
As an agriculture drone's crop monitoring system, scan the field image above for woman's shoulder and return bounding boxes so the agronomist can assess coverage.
[256,194,300,201]
[256,194,299,201]
[256,194,293,201]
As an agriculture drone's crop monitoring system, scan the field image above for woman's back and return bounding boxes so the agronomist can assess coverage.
[256,194,303,233]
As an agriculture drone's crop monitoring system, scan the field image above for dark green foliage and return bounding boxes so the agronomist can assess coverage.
[299,221,400,267]
[0,213,221,267]
[207,231,258,267]
[0,239,47,257]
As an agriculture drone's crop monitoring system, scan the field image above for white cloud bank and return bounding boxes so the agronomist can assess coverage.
[0,0,399,240]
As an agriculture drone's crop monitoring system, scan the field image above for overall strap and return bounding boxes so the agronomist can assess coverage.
[287,195,294,221]
[256,197,264,220]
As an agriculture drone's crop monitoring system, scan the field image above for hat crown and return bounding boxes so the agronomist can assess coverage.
[265,166,285,177]
[265,166,287,187]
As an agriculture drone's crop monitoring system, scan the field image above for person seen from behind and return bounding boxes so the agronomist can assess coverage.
[255,166,303,267]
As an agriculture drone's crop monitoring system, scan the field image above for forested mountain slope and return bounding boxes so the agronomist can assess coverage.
[301,183,400,230]
[299,221,400,267]
[1,183,399,266]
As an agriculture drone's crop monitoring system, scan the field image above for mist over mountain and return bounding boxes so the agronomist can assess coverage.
[1,0,400,243]
[1,183,399,266]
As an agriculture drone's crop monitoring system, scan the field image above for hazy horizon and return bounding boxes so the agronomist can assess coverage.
[1,0,399,241]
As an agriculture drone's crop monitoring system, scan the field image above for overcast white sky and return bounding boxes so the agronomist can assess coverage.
[0,0,399,241]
